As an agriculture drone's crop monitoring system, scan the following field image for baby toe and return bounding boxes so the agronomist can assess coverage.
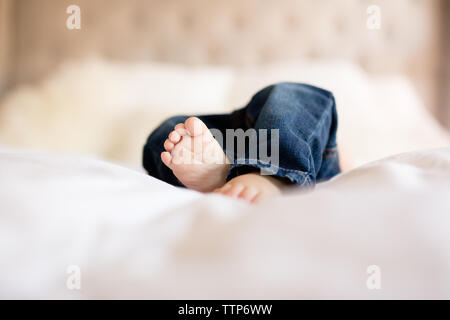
[164,139,174,151]
[174,123,186,131]
[161,151,173,169]
[174,123,189,136]
[252,192,264,203]
[239,186,259,202]
[168,130,181,143]
[223,183,245,198]
[185,117,206,137]
[214,183,230,193]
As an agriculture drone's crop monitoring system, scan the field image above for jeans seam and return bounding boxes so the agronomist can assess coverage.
[304,95,334,175]
[232,158,312,182]
[306,100,333,146]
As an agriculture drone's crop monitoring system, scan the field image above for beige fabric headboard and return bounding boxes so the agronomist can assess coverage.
[3,0,446,118]
[0,0,13,95]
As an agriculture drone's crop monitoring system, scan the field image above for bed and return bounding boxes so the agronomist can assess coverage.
[1,146,450,299]
[1,0,450,299]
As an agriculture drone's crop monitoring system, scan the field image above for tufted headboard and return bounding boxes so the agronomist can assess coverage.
[0,0,12,95]
[2,0,446,119]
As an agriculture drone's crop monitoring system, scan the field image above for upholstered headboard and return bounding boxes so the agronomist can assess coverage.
[0,0,13,95]
[2,0,446,117]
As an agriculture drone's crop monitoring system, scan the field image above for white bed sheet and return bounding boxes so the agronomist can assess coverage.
[1,147,450,299]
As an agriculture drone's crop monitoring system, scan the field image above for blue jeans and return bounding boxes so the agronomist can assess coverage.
[143,82,340,187]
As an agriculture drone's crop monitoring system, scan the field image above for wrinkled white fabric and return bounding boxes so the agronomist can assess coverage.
[0,147,450,299]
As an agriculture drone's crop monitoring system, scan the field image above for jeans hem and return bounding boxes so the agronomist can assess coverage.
[226,160,314,187]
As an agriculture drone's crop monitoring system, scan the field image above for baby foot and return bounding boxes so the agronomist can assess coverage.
[161,117,231,192]
[214,173,284,203]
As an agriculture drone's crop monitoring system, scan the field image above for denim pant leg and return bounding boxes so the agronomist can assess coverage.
[143,82,340,188]
[225,82,341,187]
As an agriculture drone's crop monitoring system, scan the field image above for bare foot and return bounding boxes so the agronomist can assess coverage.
[161,117,231,192]
[214,173,283,203]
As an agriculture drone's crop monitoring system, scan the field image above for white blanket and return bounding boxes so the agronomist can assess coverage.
[1,147,450,299]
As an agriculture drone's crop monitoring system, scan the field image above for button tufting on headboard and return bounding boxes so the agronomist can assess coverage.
[6,0,443,114]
